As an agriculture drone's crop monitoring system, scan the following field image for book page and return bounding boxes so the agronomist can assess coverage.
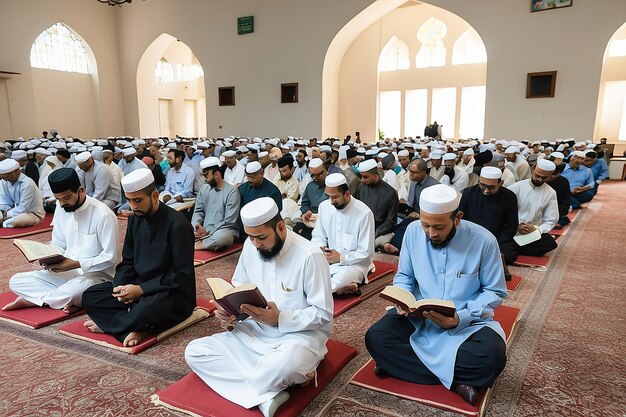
[513,227,542,246]
[414,298,455,310]
[13,239,62,261]
[380,286,417,308]
[205,278,234,300]
[225,283,259,297]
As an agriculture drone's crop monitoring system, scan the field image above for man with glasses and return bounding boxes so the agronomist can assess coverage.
[293,158,328,240]
[458,167,519,267]
[192,157,241,251]
[238,161,283,212]
[507,159,559,257]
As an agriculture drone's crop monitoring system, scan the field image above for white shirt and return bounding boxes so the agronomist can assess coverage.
[382,169,400,194]
[311,197,375,279]
[501,168,516,187]
[0,173,45,219]
[224,162,245,186]
[439,166,469,193]
[273,174,300,202]
[507,179,558,233]
[77,161,120,204]
[106,162,124,203]
[429,164,445,181]
[50,195,119,277]
[506,156,531,182]
[397,168,411,201]
[264,164,279,182]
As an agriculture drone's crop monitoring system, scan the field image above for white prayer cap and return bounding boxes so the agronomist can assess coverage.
[319,145,332,152]
[240,197,279,228]
[419,184,461,215]
[325,173,347,187]
[430,152,443,160]
[200,156,221,169]
[531,141,541,146]
[166,143,177,149]
[357,159,378,173]
[0,158,20,174]
[245,161,262,174]
[102,148,113,154]
[571,150,585,158]
[44,155,61,168]
[377,152,388,159]
[97,139,108,146]
[556,144,566,152]
[504,146,520,154]
[222,150,236,158]
[551,151,564,160]
[75,151,92,164]
[398,150,410,157]
[121,168,154,192]
[338,145,349,161]
[114,147,122,153]
[197,142,209,149]
[35,147,51,156]
[309,158,324,169]
[11,150,27,160]
[365,149,378,156]
[584,149,595,156]
[463,148,474,156]
[480,166,502,180]
[443,153,457,161]
[122,147,136,156]
[536,158,556,172]
[258,151,269,158]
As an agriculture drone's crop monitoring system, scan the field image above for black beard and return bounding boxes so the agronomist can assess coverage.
[208,179,217,188]
[531,179,543,187]
[429,225,457,249]
[257,231,285,261]
[332,202,346,210]
[62,203,80,212]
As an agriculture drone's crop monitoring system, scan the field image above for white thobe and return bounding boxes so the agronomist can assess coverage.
[397,169,411,201]
[429,165,445,181]
[458,158,475,175]
[272,174,300,202]
[224,162,245,186]
[311,198,374,291]
[9,196,118,309]
[506,156,531,182]
[185,230,333,409]
[118,157,147,176]
[77,161,120,209]
[264,164,279,182]
[501,168,516,187]
[507,179,559,233]
[382,170,400,194]
[106,162,124,204]
[439,167,469,193]
[0,174,45,228]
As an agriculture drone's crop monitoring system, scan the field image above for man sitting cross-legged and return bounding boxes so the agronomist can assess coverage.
[0,158,45,228]
[81,168,196,347]
[185,197,333,417]
[365,184,508,406]
[3,168,119,313]
[192,157,241,251]
[311,173,375,295]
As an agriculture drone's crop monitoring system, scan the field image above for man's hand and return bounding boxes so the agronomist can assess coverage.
[194,224,208,238]
[399,198,406,204]
[408,212,420,220]
[162,195,171,203]
[394,304,409,316]
[240,301,280,326]
[174,195,183,203]
[302,211,313,221]
[517,223,534,234]
[423,310,459,329]
[209,300,237,330]
[112,284,143,304]
[46,258,81,273]
[323,248,340,264]
[1,211,6,221]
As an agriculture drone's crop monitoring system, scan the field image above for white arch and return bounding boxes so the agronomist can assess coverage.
[378,36,410,71]
[452,27,487,65]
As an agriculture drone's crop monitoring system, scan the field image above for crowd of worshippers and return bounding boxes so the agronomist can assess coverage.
[0,132,610,416]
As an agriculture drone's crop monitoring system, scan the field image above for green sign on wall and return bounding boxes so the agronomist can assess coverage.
[237,16,254,35]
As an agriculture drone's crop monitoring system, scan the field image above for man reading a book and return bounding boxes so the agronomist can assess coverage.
[81,168,196,347]
[311,173,375,295]
[365,184,508,406]
[3,168,119,313]
[192,156,240,251]
[185,197,333,417]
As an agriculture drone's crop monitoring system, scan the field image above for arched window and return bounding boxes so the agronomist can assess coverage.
[415,17,447,69]
[155,59,174,83]
[30,22,89,74]
[608,38,626,57]
[378,36,410,72]
[452,28,487,65]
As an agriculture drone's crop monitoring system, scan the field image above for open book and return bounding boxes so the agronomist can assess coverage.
[379,286,456,319]
[206,278,268,321]
[13,239,66,266]
[513,226,542,246]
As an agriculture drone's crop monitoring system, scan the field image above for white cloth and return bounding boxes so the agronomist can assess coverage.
[396,169,411,201]
[458,158,475,175]
[382,170,400,194]
[429,165,445,181]
[118,156,148,176]
[506,155,531,182]
[185,230,333,409]
[9,196,118,308]
[501,168,516,187]
[264,164,279,182]
[106,162,124,204]
[311,197,375,291]
[77,160,120,208]
[438,167,469,193]
[224,162,245,186]
[0,173,45,225]
[507,179,559,233]
[272,174,300,202]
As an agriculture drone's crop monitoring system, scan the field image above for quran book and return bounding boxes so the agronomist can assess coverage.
[513,227,542,246]
[205,278,268,321]
[13,239,66,266]
[379,286,456,319]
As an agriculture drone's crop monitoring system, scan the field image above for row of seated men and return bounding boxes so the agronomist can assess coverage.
[0,157,509,415]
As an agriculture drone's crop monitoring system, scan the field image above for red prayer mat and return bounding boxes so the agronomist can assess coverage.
[193,243,244,267]
[506,274,523,292]
[58,298,216,354]
[333,296,361,317]
[550,211,579,237]
[349,305,520,417]
[150,339,358,417]
[367,261,396,284]
[0,291,84,329]
[514,255,550,269]
[0,213,53,239]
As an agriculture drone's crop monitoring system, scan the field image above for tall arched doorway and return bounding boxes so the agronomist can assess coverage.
[137,33,207,138]
[322,0,487,142]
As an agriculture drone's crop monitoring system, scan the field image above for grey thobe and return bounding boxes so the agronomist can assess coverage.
[191,182,241,250]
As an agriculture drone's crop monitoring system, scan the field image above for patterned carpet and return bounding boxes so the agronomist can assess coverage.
[0,182,625,416]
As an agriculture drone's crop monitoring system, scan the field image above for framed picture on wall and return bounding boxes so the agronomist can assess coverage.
[531,0,572,12]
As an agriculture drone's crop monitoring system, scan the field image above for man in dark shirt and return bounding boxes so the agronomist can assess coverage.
[293,158,328,240]
[547,162,571,228]
[355,159,399,250]
[458,167,519,265]
[82,168,196,347]
[142,156,165,190]
[238,161,283,238]
[11,150,39,186]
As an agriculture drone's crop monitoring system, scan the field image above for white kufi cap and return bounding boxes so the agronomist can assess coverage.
[122,147,136,156]
[398,150,410,157]
[75,151,92,164]
[240,197,279,228]
[0,159,20,174]
[121,168,154,192]
[325,173,347,187]
[536,158,556,172]
[200,157,221,170]
[480,166,502,180]
[222,150,237,158]
[419,184,461,215]
[245,161,262,174]
[357,159,378,173]
[443,152,457,161]
[551,152,564,160]
[308,158,324,169]
[463,148,474,156]
[505,146,520,154]
[571,150,585,158]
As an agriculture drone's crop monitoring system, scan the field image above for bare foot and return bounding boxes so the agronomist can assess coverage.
[300,371,316,387]
[2,297,37,311]
[336,282,360,295]
[62,304,81,314]
[84,319,103,333]
[123,331,147,347]
[383,243,400,255]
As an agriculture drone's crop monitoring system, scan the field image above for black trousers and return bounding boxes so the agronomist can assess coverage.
[292,223,313,240]
[389,217,419,251]
[513,233,558,257]
[499,240,518,265]
[82,281,194,343]
[365,311,506,388]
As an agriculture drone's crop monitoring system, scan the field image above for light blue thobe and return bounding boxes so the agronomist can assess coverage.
[394,219,507,388]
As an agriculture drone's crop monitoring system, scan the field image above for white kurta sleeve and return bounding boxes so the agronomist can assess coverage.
[78,210,119,273]
[339,209,374,267]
